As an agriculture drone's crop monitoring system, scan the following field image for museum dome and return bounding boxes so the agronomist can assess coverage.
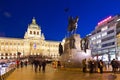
[28,17,41,30]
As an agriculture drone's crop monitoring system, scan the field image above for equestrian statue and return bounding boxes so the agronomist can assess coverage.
[67,16,79,36]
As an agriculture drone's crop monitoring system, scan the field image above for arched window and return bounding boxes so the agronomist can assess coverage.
[1,53,3,56]
[14,53,16,56]
[1,57,3,59]
[5,53,8,56]
[5,57,8,59]
[34,31,36,35]
[37,32,39,35]
[10,53,12,56]
[30,31,32,34]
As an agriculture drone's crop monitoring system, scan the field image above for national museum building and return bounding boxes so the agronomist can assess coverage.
[0,18,61,59]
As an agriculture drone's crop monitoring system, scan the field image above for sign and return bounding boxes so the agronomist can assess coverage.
[33,43,36,49]
[97,16,112,26]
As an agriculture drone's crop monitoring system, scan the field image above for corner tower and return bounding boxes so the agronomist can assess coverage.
[24,17,45,40]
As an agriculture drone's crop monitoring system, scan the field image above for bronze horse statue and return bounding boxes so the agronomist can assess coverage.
[67,16,79,35]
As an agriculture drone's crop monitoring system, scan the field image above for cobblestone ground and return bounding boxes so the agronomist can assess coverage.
[6,64,119,80]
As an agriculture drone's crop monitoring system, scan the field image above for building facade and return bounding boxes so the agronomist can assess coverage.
[89,15,120,61]
[0,18,61,59]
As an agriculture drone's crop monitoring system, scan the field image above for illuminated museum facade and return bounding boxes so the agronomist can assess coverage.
[0,18,61,59]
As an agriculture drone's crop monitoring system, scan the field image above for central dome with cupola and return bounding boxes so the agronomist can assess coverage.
[24,17,45,40]
[28,17,40,30]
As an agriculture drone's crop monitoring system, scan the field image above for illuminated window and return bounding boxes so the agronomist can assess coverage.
[96,40,101,44]
[97,35,101,38]
[91,37,96,40]
[102,32,107,37]
[93,41,96,44]
[98,45,101,48]
[101,26,108,31]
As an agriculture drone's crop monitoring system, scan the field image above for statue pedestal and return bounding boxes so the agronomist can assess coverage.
[60,34,91,68]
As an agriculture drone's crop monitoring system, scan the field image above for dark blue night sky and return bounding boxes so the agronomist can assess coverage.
[0,0,120,41]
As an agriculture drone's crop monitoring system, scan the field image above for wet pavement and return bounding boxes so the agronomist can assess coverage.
[6,64,120,80]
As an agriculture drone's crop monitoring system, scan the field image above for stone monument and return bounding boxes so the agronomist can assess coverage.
[60,16,91,68]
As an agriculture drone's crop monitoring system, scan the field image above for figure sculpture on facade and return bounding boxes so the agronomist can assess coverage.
[81,37,89,52]
[59,43,63,56]
[67,16,79,36]
[70,37,76,49]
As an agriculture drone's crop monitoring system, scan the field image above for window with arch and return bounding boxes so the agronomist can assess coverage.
[14,53,16,56]
[5,53,8,56]
[5,57,8,59]
[30,31,32,34]
[37,32,39,35]
[1,53,3,56]
[1,57,3,59]
[10,53,12,56]
[34,31,36,35]
[5,42,8,45]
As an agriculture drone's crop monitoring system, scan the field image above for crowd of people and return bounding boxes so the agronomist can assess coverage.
[15,57,120,74]
[16,58,47,72]
[16,59,28,68]
[31,58,47,72]
[82,58,120,74]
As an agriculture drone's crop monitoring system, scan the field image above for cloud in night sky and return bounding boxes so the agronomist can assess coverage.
[3,11,11,18]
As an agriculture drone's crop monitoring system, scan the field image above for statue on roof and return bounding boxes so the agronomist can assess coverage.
[32,17,36,24]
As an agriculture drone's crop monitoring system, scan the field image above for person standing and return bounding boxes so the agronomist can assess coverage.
[89,60,94,73]
[42,59,46,72]
[111,59,118,73]
[24,60,28,67]
[33,58,39,72]
[16,59,20,68]
[82,59,87,72]
[38,59,42,71]
[20,60,24,68]
[98,60,103,73]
